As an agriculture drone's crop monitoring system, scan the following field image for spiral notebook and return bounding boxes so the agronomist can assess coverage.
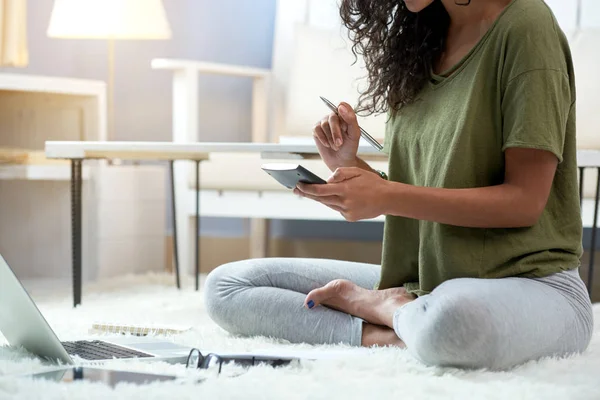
[90,322,191,337]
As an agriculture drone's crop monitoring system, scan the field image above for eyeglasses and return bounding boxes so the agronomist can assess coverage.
[185,348,296,375]
[186,349,227,374]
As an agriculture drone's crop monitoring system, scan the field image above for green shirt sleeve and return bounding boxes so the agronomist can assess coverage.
[501,70,572,163]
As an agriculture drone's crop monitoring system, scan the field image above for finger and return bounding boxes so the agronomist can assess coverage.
[294,189,345,212]
[296,191,345,209]
[320,117,336,150]
[341,122,348,135]
[328,204,345,213]
[327,167,362,184]
[338,103,360,141]
[328,113,343,149]
[312,123,329,148]
[297,182,342,197]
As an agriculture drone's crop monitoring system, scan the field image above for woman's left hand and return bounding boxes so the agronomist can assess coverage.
[294,167,390,222]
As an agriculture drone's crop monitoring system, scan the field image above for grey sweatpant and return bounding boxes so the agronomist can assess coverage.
[204,258,593,370]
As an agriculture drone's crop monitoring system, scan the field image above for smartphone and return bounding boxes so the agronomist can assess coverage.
[261,164,327,189]
[27,367,183,387]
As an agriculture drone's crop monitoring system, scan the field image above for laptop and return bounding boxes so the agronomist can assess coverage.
[0,254,193,365]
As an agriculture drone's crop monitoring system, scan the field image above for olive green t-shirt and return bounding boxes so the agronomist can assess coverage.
[378,0,582,296]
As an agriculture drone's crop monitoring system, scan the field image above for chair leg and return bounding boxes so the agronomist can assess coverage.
[71,160,83,307]
[170,161,181,289]
[579,167,585,209]
[195,160,201,291]
[588,167,600,295]
[171,158,194,282]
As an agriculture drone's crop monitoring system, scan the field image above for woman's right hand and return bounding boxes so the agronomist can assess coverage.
[313,102,361,172]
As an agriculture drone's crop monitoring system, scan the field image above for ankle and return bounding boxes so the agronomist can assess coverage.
[361,323,405,348]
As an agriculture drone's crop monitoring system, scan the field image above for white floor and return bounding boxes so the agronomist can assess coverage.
[1,273,599,400]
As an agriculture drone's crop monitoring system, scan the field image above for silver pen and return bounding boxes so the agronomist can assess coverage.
[319,96,384,151]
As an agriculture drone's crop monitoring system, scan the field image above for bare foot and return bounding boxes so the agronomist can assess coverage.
[362,323,405,348]
[304,280,416,329]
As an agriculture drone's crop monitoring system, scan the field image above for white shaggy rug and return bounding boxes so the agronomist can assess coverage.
[1,273,599,400]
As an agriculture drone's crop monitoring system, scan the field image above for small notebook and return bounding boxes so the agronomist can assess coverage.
[90,322,191,337]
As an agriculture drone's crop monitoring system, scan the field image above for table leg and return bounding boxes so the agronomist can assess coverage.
[195,160,201,291]
[588,167,600,295]
[170,161,181,289]
[71,160,83,307]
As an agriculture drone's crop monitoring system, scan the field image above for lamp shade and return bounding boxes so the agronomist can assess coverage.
[47,0,172,40]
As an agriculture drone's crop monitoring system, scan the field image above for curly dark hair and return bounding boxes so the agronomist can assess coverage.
[340,0,450,115]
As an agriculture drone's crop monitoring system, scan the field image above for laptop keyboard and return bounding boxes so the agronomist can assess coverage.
[61,340,154,360]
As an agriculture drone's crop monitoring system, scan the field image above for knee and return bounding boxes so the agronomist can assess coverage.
[203,261,244,327]
[204,258,273,329]
[407,294,500,369]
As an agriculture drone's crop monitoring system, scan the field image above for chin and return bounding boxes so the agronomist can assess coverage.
[404,0,433,13]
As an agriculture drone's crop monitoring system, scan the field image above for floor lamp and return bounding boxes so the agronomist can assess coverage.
[47,0,172,141]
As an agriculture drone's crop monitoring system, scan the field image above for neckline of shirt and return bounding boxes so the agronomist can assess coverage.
[428,0,520,90]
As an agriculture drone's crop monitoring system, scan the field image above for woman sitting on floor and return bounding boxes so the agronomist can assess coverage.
[204,0,594,370]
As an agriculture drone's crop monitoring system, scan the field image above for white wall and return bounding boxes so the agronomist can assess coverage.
[544,0,600,150]
[0,0,277,143]
[275,0,600,149]
[546,0,600,31]
[0,0,279,280]
[270,0,600,242]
